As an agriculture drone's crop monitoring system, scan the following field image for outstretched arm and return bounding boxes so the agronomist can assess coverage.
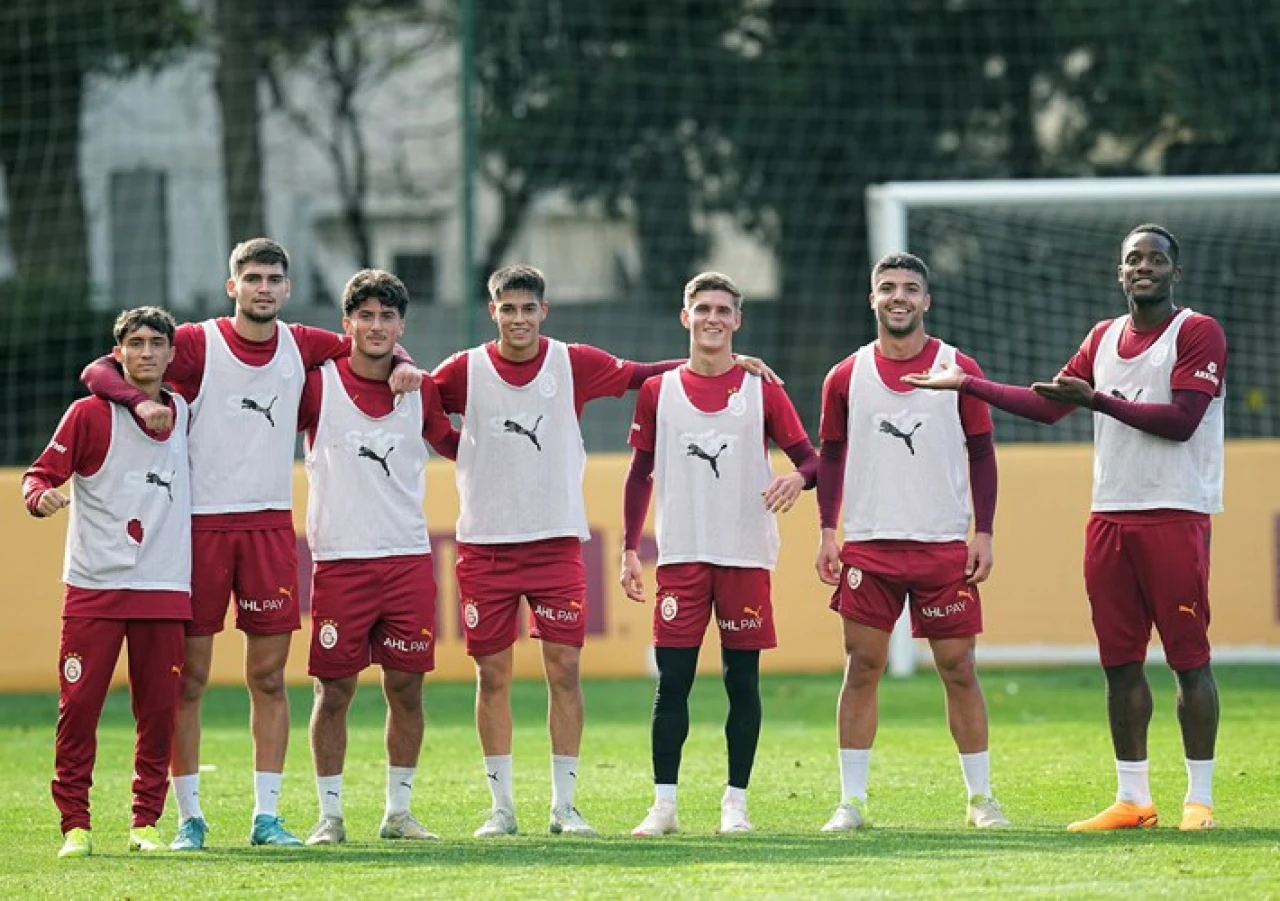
[903,362,1076,424]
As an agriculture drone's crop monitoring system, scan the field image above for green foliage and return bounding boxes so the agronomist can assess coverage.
[1,668,1278,897]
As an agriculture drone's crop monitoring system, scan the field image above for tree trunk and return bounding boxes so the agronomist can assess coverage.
[215,0,266,243]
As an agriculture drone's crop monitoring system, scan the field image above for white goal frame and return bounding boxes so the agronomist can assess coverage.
[866,174,1280,676]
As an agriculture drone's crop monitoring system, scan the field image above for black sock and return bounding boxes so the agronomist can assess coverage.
[722,647,762,790]
[652,646,700,786]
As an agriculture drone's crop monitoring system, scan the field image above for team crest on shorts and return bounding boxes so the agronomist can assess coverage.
[846,567,863,590]
[62,654,83,684]
[660,594,679,622]
[318,620,339,650]
[463,601,480,630]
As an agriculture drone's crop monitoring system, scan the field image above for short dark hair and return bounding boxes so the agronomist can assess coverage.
[229,238,290,277]
[682,271,743,310]
[342,269,409,317]
[1123,223,1180,264]
[487,264,546,302]
[113,305,176,345]
[872,252,929,285]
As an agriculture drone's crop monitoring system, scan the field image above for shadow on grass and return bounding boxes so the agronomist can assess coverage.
[66,826,1280,870]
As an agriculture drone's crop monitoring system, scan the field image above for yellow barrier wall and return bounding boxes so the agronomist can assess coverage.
[3,442,1278,690]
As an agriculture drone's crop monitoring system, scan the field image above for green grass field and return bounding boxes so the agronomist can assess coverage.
[1,665,1277,899]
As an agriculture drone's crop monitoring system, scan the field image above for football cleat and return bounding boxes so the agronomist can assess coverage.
[632,801,680,837]
[58,828,92,859]
[1067,800,1158,832]
[379,811,439,841]
[821,800,869,832]
[1179,803,1215,831]
[473,807,518,838]
[250,814,304,847]
[966,795,1011,828]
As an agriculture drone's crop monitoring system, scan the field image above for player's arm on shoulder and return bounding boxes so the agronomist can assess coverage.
[428,352,468,416]
[291,323,351,368]
[297,368,323,434]
[421,381,460,460]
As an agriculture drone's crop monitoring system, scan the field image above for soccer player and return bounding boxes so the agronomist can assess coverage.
[23,307,190,858]
[79,239,422,849]
[815,252,1008,832]
[620,272,817,836]
[298,270,458,845]
[904,225,1225,832]
[431,263,776,838]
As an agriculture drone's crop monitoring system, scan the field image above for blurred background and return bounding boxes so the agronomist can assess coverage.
[1,0,1278,460]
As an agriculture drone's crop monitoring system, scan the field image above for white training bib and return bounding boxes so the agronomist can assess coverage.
[455,340,588,543]
[1091,309,1224,513]
[65,399,192,592]
[653,369,778,569]
[305,361,430,560]
[842,341,972,542]
[187,320,303,513]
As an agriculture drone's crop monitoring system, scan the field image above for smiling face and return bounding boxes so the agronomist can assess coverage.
[681,288,742,355]
[1118,231,1180,307]
[490,289,547,360]
[228,261,290,324]
[343,297,405,362]
[113,325,174,391]
[870,267,930,338]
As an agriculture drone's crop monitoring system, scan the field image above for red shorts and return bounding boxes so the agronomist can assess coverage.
[829,540,982,640]
[455,538,587,658]
[1084,514,1212,671]
[190,528,300,636]
[654,563,775,650]
[308,554,437,678]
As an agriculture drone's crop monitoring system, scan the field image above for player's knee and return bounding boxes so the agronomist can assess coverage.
[382,672,423,711]
[543,650,582,694]
[843,650,886,688]
[178,665,210,704]
[314,677,355,713]
[247,664,287,698]
[475,662,511,697]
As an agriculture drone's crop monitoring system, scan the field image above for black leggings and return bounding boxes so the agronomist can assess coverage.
[651,646,762,789]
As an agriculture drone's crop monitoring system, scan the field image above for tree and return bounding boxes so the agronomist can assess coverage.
[473,1,745,302]
[0,1,198,292]
[263,1,452,269]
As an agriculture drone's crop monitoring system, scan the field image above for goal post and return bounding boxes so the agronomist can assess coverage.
[868,174,1280,676]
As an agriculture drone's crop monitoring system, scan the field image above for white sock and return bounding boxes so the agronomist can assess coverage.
[723,785,747,806]
[838,748,871,804]
[959,751,992,799]
[551,755,578,810]
[253,771,284,818]
[655,784,678,805]
[484,755,515,812]
[1115,759,1151,805]
[1184,758,1215,807]
[386,765,416,816]
[316,774,343,819]
[173,774,204,823]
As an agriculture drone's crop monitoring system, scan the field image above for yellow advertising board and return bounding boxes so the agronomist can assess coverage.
[3,442,1278,691]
